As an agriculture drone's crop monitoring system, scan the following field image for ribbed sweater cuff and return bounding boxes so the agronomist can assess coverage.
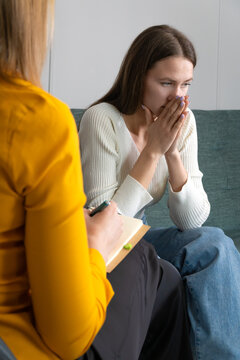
[168,176,194,203]
[113,175,153,217]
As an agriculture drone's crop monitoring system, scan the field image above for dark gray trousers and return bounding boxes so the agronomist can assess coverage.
[79,240,193,360]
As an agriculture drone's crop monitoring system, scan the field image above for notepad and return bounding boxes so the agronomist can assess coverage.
[106,215,150,272]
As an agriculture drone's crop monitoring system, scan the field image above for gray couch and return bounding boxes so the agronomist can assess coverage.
[72,109,240,251]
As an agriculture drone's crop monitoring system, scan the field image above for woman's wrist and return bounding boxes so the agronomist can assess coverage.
[129,146,162,189]
[165,150,188,192]
[165,148,179,161]
[143,144,163,161]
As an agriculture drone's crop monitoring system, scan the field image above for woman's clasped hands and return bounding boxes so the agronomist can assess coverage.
[143,95,189,158]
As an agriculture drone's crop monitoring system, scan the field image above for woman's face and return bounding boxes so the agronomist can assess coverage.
[142,56,193,116]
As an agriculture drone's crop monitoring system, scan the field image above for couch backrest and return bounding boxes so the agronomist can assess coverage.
[72,109,240,245]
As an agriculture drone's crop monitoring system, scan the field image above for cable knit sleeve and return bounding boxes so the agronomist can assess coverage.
[79,105,153,216]
[167,109,210,230]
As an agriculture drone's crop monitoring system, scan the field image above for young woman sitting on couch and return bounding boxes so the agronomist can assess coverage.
[79,24,240,360]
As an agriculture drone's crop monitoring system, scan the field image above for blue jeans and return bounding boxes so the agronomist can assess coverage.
[144,225,240,360]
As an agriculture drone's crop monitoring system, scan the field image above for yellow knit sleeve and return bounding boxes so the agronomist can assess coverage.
[10,91,114,359]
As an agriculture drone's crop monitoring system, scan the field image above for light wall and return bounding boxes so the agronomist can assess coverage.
[42,0,240,110]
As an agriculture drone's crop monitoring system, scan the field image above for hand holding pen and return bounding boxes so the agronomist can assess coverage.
[90,200,110,217]
[84,201,123,263]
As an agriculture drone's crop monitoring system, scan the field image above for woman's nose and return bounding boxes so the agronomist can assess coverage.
[173,86,184,98]
[167,87,185,102]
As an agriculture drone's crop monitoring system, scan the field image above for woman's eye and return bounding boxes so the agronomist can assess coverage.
[160,82,172,86]
[181,83,191,88]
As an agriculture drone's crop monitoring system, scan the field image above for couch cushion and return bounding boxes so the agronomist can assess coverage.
[72,109,85,130]
[196,110,240,249]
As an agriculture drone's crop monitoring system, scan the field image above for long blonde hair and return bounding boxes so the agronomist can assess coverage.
[0,0,54,86]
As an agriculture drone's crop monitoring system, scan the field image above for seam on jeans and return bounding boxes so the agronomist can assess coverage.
[170,251,202,359]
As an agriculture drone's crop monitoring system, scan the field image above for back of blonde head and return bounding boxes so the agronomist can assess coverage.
[0,0,54,86]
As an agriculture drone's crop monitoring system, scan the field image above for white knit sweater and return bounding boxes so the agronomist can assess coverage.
[79,102,210,230]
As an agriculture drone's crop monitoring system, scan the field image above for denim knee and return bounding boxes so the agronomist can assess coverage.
[169,226,236,275]
[197,226,234,252]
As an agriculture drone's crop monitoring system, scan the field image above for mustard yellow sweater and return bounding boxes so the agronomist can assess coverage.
[0,77,113,359]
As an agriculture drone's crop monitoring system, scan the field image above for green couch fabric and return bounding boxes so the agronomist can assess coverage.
[72,109,240,250]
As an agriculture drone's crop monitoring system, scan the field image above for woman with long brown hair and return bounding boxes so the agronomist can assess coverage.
[79,25,240,359]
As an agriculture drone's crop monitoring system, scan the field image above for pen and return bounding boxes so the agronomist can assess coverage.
[89,200,110,217]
